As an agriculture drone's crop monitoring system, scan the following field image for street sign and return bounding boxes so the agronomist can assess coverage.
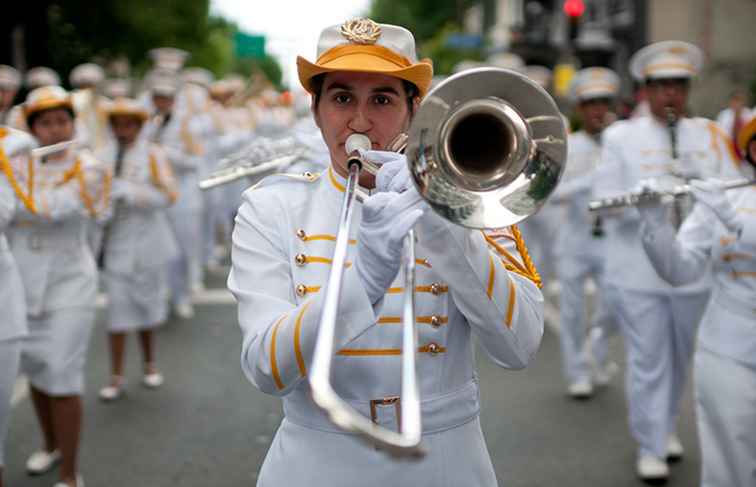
[235,32,266,59]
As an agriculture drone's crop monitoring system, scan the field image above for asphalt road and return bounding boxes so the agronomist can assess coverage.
[5,270,700,487]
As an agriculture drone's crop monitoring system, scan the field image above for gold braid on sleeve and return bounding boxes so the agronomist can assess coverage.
[483,225,542,288]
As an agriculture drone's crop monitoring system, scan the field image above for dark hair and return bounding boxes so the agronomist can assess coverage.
[309,73,419,114]
[27,106,75,130]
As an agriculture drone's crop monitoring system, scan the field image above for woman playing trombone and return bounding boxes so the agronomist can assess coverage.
[228,18,545,486]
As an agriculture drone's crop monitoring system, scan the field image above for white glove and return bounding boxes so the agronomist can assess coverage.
[110,179,136,204]
[355,189,426,304]
[689,178,742,234]
[358,149,414,193]
[1,129,36,157]
[634,179,669,228]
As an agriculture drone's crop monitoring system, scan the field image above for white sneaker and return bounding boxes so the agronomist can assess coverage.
[637,454,669,481]
[593,361,619,386]
[98,376,125,402]
[26,449,61,475]
[567,379,593,399]
[53,474,84,487]
[174,302,194,319]
[666,434,684,461]
[142,371,164,389]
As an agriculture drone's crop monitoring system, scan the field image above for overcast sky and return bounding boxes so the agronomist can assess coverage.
[211,0,372,90]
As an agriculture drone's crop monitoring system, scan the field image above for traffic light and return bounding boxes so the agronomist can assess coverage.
[564,0,585,42]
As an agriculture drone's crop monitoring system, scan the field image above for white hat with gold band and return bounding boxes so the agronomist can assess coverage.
[0,65,21,90]
[569,67,620,102]
[103,78,131,99]
[148,47,189,73]
[69,63,105,88]
[107,97,149,122]
[25,67,61,89]
[147,70,180,97]
[629,40,703,81]
[23,85,73,118]
[297,18,433,97]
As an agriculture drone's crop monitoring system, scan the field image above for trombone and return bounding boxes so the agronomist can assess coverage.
[588,178,756,211]
[308,67,567,456]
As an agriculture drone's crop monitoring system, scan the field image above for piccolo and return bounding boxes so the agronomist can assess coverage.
[588,178,756,211]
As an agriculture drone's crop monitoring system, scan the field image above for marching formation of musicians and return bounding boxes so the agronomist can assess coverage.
[0,15,754,487]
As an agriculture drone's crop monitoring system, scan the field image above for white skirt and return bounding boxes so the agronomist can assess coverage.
[105,268,168,332]
[0,338,22,466]
[256,416,498,487]
[20,308,95,396]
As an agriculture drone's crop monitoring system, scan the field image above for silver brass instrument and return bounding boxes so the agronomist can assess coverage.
[309,67,567,457]
[198,137,308,190]
[588,178,756,211]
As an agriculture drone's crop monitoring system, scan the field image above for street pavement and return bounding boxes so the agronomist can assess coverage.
[5,270,701,487]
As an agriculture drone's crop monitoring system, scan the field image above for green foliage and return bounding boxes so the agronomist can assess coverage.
[420,23,484,75]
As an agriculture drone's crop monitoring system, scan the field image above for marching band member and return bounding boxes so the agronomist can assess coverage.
[715,89,752,159]
[69,63,111,152]
[102,78,132,100]
[7,86,110,487]
[142,73,204,319]
[0,127,34,487]
[592,41,741,482]
[550,67,620,399]
[97,98,178,401]
[7,67,63,132]
[0,66,21,125]
[229,18,544,486]
[638,117,756,487]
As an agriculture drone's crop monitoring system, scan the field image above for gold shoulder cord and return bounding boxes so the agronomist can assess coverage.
[0,145,36,213]
[73,157,112,218]
[484,226,542,288]
[149,152,178,203]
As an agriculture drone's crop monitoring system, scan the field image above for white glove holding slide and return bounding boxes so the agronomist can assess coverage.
[358,149,414,193]
[689,178,742,234]
[634,178,669,229]
[355,189,425,304]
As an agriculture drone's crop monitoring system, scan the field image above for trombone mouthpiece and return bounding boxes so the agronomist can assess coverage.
[345,133,371,156]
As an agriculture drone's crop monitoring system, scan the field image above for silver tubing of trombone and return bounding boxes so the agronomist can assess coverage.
[198,154,301,190]
[399,229,422,444]
[308,161,425,458]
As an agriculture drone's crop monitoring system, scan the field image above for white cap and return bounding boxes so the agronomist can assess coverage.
[148,47,189,73]
[148,70,179,97]
[313,19,420,63]
[25,67,61,89]
[0,65,21,90]
[182,67,214,88]
[69,63,105,87]
[629,41,703,81]
[524,65,552,90]
[486,53,525,72]
[103,78,131,99]
[569,67,620,102]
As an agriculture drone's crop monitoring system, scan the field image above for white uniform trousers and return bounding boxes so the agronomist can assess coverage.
[258,417,497,487]
[556,251,616,384]
[0,337,22,466]
[20,308,96,396]
[167,206,204,304]
[696,347,756,487]
[604,285,707,458]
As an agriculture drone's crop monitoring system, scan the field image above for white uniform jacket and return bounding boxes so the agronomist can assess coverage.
[142,111,204,213]
[551,130,605,256]
[0,144,26,341]
[593,116,740,292]
[7,149,109,316]
[98,139,178,276]
[642,163,756,366]
[229,166,544,483]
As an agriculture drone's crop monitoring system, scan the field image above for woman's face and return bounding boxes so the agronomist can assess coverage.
[313,71,415,188]
[30,108,74,147]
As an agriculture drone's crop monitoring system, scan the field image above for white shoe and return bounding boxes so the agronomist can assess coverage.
[637,454,669,481]
[53,474,84,487]
[26,449,61,475]
[142,371,164,389]
[593,361,619,386]
[98,376,125,402]
[666,434,684,461]
[174,302,194,319]
[567,379,593,399]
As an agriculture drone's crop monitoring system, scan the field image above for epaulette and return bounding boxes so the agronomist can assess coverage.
[249,171,321,191]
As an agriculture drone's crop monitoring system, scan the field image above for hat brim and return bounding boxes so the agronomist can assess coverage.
[297,51,433,98]
[23,99,74,119]
[737,117,756,156]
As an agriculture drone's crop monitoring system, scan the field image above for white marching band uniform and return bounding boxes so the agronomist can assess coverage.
[0,127,30,470]
[98,135,178,331]
[592,41,741,470]
[229,167,544,486]
[641,156,756,487]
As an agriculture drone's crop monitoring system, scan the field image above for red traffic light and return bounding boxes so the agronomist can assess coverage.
[563,0,585,18]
